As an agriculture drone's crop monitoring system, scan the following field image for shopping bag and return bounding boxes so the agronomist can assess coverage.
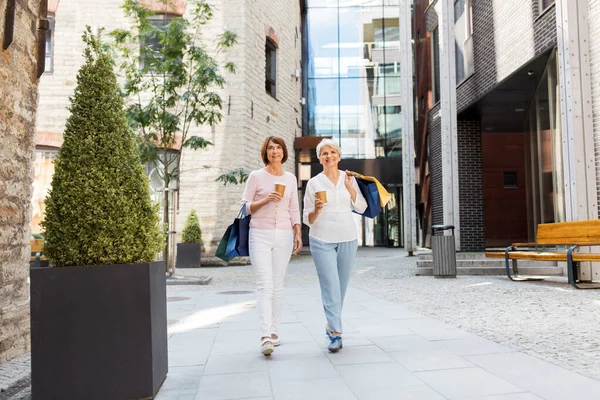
[215,224,235,262]
[346,171,390,218]
[216,204,251,262]
[354,177,383,218]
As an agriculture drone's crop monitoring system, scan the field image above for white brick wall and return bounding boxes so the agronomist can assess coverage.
[36,0,303,254]
[178,0,302,252]
[37,0,133,135]
[589,0,600,212]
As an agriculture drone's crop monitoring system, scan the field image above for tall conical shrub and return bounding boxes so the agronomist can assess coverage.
[41,27,163,267]
[182,210,202,244]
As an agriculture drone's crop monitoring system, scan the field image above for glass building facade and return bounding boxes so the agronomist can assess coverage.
[305,0,402,158]
[301,0,403,247]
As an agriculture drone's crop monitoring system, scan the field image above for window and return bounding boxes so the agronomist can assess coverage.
[377,64,401,95]
[44,14,55,74]
[432,27,440,103]
[504,172,518,188]
[374,21,399,49]
[454,0,474,84]
[540,0,554,11]
[265,38,277,98]
[140,14,176,70]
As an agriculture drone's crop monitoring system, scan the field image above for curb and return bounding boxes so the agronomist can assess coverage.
[166,275,212,285]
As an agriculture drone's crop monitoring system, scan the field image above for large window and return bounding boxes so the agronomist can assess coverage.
[524,50,564,234]
[44,14,55,74]
[140,14,177,70]
[305,1,402,159]
[454,0,473,84]
[265,38,277,98]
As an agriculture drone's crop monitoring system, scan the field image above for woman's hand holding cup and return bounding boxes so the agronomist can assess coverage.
[314,198,325,213]
[267,191,283,203]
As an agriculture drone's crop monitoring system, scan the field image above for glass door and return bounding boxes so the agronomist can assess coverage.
[386,185,402,247]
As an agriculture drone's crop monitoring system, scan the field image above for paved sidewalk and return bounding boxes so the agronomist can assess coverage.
[159,284,600,400]
[178,248,600,382]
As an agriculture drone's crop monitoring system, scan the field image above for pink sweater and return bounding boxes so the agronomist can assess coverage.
[241,169,301,230]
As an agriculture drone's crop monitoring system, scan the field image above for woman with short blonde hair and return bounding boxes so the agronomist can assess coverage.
[303,138,367,352]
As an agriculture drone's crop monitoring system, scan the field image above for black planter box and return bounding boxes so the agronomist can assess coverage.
[176,243,201,268]
[30,261,168,400]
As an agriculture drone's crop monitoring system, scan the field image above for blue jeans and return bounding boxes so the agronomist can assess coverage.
[309,237,358,333]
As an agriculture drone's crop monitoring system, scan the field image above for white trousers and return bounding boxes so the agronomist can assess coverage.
[249,228,293,338]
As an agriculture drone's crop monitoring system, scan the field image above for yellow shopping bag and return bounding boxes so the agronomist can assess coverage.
[346,171,392,208]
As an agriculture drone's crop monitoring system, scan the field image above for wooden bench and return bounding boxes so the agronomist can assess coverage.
[485,220,600,289]
[30,239,47,268]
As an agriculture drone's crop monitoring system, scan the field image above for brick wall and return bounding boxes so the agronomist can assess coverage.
[457,120,485,251]
[177,0,302,251]
[177,0,251,252]
[0,0,40,363]
[426,1,557,114]
[37,0,133,135]
[423,0,557,249]
[589,0,600,214]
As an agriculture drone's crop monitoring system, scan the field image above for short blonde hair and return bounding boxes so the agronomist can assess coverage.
[316,138,342,158]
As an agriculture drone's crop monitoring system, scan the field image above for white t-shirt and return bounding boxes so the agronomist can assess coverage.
[302,170,368,243]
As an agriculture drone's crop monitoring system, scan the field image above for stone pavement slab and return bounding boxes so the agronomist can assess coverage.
[0,354,30,396]
[158,285,600,400]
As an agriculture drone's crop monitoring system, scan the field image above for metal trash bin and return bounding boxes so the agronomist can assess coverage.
[431,225,457,278]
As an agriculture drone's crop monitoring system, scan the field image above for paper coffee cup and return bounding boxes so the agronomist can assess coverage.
[315,191,327,203]
[274,183,286,196]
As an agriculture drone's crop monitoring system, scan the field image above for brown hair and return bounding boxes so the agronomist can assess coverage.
[261,136,288,165]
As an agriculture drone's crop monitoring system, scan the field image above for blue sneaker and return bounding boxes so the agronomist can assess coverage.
[328,336,343,352]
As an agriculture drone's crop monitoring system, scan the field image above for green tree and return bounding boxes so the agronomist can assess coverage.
[110,0,242,273]
[181,209,202,243]
[41,27,163,268]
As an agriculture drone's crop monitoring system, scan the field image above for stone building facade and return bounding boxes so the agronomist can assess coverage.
[0,0,42,362]
[177,0,303,250]
[35,0,302,253]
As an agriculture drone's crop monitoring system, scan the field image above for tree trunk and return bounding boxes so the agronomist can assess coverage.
[163,188,169,274]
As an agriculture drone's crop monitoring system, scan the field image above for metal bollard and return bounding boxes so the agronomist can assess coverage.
[431,225,457,278]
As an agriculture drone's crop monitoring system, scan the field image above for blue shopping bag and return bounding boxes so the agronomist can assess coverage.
[353,178,382,218]
[216,204,251,262]
[215,224,235,262]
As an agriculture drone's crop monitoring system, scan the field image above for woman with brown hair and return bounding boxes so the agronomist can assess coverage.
[241,136,302,355]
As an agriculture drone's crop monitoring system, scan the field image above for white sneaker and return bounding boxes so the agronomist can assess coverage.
[271,337,281,347]
[261,338,274,355]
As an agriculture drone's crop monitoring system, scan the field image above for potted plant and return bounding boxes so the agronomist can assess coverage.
[177,209,203,268]
[29,233,47,268]
[31,28,165,400]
